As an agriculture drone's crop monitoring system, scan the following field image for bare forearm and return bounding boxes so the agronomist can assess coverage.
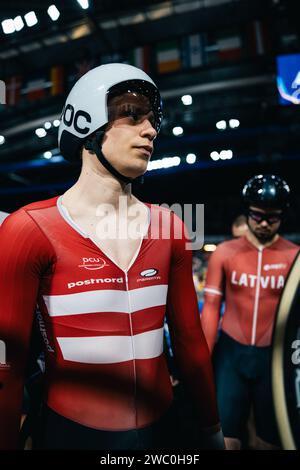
[201,301,221,353]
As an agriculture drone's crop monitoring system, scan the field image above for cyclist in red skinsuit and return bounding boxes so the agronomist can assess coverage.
[0,64,223,450]
[201,174,299,450]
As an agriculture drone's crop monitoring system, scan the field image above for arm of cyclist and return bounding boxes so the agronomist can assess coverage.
[0,210,52,449]
[166,213,225,449]
[201,245,225,353]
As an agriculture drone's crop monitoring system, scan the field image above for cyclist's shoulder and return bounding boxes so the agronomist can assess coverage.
[276,236,300,257]
[22,196,59,214]
[277,236,299,251]
[0,197,59,235]
[214,237,246,256]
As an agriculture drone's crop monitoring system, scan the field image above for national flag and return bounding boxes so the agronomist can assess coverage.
[204,33,219,65]
[22,77,51,102]
[182,34,205,68]
[6,76,22,105]
[217,35,242,61]
[50,65,65,96]
[156,40,181,74]
[128,46,151,73]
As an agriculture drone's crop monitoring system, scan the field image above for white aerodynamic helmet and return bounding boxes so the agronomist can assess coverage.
[58,63,163,165]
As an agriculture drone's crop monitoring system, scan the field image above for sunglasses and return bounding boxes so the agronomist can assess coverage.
[107,92,159,131]
[109,103,157,128]
[248,209,283,225]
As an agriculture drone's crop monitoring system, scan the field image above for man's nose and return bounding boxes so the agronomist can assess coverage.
[260,219,269,227]
[140,118,157,140]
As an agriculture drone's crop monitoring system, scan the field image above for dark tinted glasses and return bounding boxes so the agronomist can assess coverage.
[107,79,163,132]
[248,209,283,225]
[108,93,157,130]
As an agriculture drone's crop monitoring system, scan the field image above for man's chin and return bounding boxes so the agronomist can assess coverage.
[133,161,149,176]
[255,231,274,243]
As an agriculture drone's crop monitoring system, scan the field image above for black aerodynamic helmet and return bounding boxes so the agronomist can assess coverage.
[242,174,290,209]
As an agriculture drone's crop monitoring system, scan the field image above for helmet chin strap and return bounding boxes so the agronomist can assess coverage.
[84,131,144,185]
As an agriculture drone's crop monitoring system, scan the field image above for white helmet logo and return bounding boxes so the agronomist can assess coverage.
[62,104,91,135]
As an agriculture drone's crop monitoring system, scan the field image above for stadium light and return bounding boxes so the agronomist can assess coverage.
[172,126,183,136]
[220,150,233,160]
[186,153,196,164]
[24,11,38,27]
[148,156,181,171]
[181,95,192,105]
[203,244,217,252]
[14,16,24,31]
[47,5,60,21]
[216,120,227,130]
[1,19,15,34]
[43,151,52,159]
[210,151,220,161]
[229,119,240,129]
[77,0,89,9]
[35,128,47,138]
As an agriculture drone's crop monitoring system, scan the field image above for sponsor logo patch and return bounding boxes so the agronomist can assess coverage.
[140,268,158,277]
[264,263,287,271]
[78,257,108,270]
[68,278,124,289]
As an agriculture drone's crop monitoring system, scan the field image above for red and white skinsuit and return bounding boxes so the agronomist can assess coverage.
[201,236,299,350]
[0,196,219,448]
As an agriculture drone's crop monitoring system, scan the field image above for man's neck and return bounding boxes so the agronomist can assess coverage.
[246,231,279,250]
[62,155,136,215]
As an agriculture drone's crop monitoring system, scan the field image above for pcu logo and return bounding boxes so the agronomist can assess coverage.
[79,257,108,270]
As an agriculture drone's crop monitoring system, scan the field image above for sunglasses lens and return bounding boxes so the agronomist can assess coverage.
[249,211,282,224]
[267,215,281,224]
[249,211,263,223]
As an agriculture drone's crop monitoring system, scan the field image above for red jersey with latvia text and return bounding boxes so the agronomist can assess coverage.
[0,196,219,448]
[203,236,299,347]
